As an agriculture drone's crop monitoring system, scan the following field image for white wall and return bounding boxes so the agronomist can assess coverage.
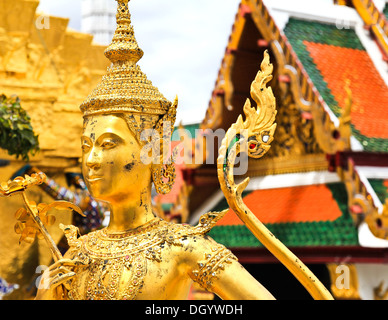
[356,263,388,300]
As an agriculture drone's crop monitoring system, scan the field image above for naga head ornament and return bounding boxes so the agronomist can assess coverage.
[236,50,277,158]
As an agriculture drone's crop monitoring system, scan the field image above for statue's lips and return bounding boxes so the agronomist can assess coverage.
[87,176,103,183]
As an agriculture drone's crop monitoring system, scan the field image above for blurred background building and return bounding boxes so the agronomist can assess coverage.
[81,0,116,45]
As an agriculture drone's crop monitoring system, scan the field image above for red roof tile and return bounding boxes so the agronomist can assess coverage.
[304,41,388,139]
[217,184,343,226]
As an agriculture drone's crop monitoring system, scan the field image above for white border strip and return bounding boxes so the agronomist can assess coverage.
[356,165,388,180]
[245,171,340,191]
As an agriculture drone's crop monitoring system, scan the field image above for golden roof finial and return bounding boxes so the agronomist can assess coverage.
[80,0,172,118]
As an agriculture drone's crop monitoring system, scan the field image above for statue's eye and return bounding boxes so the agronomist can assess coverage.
[81,142,91,153]
[101,140,117,149]
[261,131,270,143]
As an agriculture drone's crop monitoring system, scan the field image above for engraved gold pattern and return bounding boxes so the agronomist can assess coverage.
[191,246,238,290]
[64,211,228,300]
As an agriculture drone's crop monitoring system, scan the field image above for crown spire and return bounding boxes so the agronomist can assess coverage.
[104,0,144,64]
[80,0,173,119]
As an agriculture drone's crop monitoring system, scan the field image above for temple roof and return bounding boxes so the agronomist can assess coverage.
[208,182,359,248]
[184,0,388,252]
[284,18,388,152]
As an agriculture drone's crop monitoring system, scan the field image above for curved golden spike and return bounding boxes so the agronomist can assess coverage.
[217,50,333,300]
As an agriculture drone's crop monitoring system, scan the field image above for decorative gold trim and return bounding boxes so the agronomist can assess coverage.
[246,153,329,177]
[351,0,388,57]
[205,0,350,156]
[339,157,388,239]
[190,246,238,291]
[201,0,250,130]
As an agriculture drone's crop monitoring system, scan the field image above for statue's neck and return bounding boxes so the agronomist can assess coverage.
[105,187,157,232]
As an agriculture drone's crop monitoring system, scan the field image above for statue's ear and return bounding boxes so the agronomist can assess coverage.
[154,96,178,158]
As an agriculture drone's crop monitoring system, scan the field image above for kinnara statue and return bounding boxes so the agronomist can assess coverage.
[0,0,333,300]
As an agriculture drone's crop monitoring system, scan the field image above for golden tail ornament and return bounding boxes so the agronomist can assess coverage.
[217,50,334,300]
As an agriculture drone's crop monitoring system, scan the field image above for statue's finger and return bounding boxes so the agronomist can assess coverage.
[50,272,76,288]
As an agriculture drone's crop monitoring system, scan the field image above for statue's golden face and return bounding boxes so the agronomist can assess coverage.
[81,114,151,203]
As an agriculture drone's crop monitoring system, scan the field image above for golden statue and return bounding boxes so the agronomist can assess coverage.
[1,0,333,300]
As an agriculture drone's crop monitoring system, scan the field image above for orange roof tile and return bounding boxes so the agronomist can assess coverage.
[217,184,343,226]
[304,41,388,139]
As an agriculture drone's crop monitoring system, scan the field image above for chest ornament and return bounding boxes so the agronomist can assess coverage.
[63,210,227,300]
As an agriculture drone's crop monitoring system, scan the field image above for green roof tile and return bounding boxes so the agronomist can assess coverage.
[368,179,388,203]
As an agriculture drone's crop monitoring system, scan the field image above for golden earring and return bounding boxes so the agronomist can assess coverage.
[152,161,176,195]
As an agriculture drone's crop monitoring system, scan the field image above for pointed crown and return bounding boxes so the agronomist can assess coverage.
[80,0,172,118]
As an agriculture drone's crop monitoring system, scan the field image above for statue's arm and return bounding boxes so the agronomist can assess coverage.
[185,234,275,300]
[210,259,275,300]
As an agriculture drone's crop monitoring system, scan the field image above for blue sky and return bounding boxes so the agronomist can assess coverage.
[37,0,241,125]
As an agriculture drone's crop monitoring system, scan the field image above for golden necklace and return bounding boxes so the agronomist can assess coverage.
[63,211,229,300]
[68,218,168,300]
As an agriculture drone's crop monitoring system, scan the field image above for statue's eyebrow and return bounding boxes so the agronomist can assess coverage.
[81,135,92,144]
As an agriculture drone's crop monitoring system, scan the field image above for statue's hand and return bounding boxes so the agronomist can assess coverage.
[35,259,87,300]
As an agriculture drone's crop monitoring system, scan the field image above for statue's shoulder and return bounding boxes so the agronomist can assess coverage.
[163,209,228,246]
[162,210,239,290]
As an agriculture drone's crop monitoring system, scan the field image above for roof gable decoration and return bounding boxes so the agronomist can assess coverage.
[271,3,388,244]
[216,0,355,157]
[201,0,388,159]
[202,1,253,130]
[199,0,351,181]
[351,0,388,61]
[194,0,388,248]
[257,0,388,155]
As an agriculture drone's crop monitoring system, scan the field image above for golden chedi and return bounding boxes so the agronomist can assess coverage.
[35,0,275,300]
